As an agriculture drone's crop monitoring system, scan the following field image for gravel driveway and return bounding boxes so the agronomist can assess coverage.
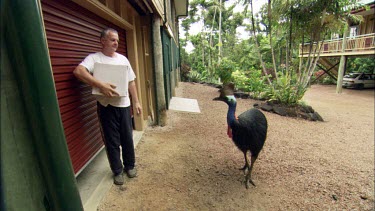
[99,83,374,210]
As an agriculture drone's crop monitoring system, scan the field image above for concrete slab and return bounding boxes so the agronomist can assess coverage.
[76,130,143,211]
[169,97,201,113]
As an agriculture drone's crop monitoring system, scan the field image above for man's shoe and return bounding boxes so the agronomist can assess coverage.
[126,168,137,178]
[114,173,124,185]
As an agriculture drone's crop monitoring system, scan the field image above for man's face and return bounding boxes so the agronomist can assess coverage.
[101,31,119,53]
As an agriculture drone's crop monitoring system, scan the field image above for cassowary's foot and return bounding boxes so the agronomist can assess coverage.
[248,178,256,187]
[245,174,256,189]
[240,159,250,173]
[240,165,249,177]
[244,155,258,189]
[239,164,247,171]
[245,179,256,189]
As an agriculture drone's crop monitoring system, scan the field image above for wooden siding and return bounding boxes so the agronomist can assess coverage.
[361,15,375,35]
[41,0,127,175]
[151,0,165,20]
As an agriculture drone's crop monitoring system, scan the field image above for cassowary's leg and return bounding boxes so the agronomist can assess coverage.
[240,151,252,189]
[239,151,250,172]
[245,155,259,189]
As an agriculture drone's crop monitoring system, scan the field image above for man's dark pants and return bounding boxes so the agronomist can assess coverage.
[97,103,135,175]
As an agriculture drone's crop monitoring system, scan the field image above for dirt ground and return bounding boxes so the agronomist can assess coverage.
[98,83,374,210]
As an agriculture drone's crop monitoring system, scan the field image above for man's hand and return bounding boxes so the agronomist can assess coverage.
[134,102,142,115]
[128,81,142,115]
[99,82,120,97]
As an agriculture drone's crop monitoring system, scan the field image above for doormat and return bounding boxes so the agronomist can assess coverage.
[169,97,201,113]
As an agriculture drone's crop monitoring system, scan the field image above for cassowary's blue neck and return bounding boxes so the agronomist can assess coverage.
[226,98,237,127]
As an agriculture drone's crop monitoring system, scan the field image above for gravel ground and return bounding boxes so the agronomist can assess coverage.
[98,83,374,210]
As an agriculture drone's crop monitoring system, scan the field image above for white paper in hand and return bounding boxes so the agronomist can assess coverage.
[92,63,129,96]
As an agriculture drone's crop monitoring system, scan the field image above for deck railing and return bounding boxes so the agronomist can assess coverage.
[299,33,375,56]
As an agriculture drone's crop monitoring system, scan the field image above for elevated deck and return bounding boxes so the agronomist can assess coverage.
[299,33,375,57]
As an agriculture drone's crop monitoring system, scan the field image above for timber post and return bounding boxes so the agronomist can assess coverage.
[152,14,167,126]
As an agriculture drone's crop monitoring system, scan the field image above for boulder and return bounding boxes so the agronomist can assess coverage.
[260,104,273,112]
[312,112,324,121]
[273,106,288,116]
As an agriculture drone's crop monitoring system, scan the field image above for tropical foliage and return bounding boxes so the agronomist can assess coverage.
[180,0,367,105]
[347,57,375,74]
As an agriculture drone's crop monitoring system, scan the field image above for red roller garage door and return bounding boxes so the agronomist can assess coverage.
[41,0,127,175]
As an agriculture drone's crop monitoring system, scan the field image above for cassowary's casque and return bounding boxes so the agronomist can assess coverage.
[214,83,268,189]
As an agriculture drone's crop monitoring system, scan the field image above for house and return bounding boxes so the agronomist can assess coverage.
[298,1,374,90]
[1,0,188,210]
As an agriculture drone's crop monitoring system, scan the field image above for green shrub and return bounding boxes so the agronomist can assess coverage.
[322,76,336,85]
[216,58,236,84]
[246,69,269,99]
[187,70,203,82]
[231,69,269,99]
[232,70,250,91]
[265,73,306,105]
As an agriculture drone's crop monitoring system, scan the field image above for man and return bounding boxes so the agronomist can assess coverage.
[73,28,142,185]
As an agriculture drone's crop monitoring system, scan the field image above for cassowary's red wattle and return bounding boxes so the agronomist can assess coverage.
[227,126,232,138]
[227,113,237,138]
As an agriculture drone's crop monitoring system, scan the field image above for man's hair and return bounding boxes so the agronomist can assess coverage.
[100,28,118,39]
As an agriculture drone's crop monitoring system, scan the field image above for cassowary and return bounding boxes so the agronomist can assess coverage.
[214,83,268,189]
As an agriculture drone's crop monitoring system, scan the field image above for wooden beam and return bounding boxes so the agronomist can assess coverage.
[126,15,146,131]
[314,63,338,83]
[72,0,134,30]
[300,50,375,57]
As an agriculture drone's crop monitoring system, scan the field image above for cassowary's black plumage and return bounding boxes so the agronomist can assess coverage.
[233,109,267,158]
[214,83,268,189]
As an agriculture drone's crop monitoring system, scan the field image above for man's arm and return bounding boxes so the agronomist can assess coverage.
[73,65,119,97]
[128,80,142,115]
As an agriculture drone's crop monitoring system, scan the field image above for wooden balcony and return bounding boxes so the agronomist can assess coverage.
[299,33,375,57]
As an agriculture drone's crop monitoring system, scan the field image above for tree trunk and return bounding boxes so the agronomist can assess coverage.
[286,0,292,75]
[250,0,272,85]
[152,14,167,126]
[268,0,278,80]
[302,8,328,88]
[201,10,206,68]
[218,0,222,64]
[209,6,217,78]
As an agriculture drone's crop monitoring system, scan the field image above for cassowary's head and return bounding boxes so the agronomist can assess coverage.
[213,83,237,106]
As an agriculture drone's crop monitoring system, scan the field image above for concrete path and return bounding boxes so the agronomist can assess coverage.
[76,130,143,211]
[76,97,202,210]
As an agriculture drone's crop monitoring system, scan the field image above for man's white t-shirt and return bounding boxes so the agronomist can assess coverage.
[80,52,136,107]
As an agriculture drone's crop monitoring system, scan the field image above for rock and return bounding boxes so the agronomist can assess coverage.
[312,112,324,121]
[260,104,273,112]
[225,88,325,122]
[273,106,288,116]
[286,108,298,117]
[299,112,311,120]
[308,113,317,121]
[241,93,250,99]
[234,91,249,99]
[301,105,315,113]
